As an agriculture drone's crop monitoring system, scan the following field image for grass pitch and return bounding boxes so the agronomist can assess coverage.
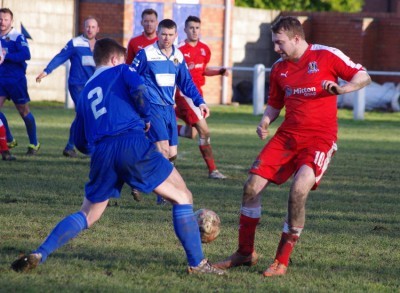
[0,103,399,292]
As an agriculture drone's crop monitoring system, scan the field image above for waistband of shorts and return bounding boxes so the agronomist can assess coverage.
[95,129,144,145]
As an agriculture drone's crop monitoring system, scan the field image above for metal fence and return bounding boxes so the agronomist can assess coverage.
[228,65,400,120]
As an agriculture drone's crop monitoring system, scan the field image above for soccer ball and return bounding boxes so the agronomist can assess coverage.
[194,209,221,243]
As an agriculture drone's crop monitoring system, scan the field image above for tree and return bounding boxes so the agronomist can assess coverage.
[236,0,365,12]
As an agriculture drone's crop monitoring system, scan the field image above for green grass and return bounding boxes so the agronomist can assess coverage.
[0,103,399,292]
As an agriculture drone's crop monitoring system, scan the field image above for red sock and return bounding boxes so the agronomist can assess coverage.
[0,125,8,151]
[199,144,216,173]
[275,232,299,266]
[237,214,260,256]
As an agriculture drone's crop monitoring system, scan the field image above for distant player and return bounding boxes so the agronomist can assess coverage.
[36,17,99,157]
[126,8,158,65]
[126,8,158,202]
[11,37,224,276]
[0,8,40,155]
[175,16,228,179]
[132,19,209,205]
[214,16,371,277]
[0,117,15,160]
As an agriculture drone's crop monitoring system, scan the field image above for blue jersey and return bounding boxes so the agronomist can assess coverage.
[74,64,151,154]
[44,35,95,86]
[132,42,205,106]
[0,28,30,79]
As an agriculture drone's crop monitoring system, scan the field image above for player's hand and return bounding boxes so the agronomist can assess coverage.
[322,80,341,95]
[219,68,229,77]
[199,104,210,119]
[36,72,47,83]
[144,122,151,133]
[256,124,269,140]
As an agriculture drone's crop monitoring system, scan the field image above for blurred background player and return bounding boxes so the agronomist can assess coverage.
[126,8,158,65]
[175,16,228,180]
[214,16,371,277]
[11,38,224,276]
[36,17,99,158]
[0,117,16,160]
[126,8,158,202]
[132,19,209,205]
[0,8,40,156]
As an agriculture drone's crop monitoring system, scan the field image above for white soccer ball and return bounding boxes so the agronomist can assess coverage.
[194,209,221,243]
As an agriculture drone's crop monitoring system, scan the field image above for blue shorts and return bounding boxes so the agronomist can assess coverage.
[147,103,178,146]
[85,131,173,203]
[0,76,30,105]
[68,84,85,105]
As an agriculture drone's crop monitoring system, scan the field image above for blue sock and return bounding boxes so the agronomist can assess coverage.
[65,119,75,150]
[34,211,88,263]
[22,112,38,145]
[172,204,204,267]
[0,112,13,142]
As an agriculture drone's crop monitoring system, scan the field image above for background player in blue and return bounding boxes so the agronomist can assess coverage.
[0,8,40,155]
[36,17,99,158]
[132,19,209,204]
[11,38,224,276]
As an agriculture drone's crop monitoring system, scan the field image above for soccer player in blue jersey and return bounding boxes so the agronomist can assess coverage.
[11,38,224,276]
[132,19,209,204]
[36,17,99,157]
[0,8,40,155]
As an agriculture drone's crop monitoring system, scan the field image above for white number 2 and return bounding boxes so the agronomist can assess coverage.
[88,87,107,119]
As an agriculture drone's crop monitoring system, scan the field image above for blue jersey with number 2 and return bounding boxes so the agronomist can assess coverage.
[74,64,150,153]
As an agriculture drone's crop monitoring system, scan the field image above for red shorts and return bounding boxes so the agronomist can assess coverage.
[175,90,204,126]
[250,131,337,190]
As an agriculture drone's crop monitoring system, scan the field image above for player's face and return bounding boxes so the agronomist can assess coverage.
[141,14,158,36]
[84,18,99,40]
[184,21,201,42]
[272,30,298,61]
[157,27,177,50]
[0,12,13,35]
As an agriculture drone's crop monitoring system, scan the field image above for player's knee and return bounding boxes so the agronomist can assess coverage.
[242,181,259,203]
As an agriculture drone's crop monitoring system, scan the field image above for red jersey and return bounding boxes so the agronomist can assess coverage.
[126,33,157,65]
[178,40,211,92]
[268,44,365,139]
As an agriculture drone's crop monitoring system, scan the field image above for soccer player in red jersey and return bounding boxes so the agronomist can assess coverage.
[126,8,158,65]
[175,16,228,179]
[0,117,15,160]
[214,16,371,276]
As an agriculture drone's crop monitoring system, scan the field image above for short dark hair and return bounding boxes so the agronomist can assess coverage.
[271,16,305,39]
[0,8,13,19]
[142,8,158,19]
[158,19,177,31]
[185,16,201,27]
[93,38,126,66]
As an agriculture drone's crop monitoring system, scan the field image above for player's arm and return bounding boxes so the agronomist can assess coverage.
[177,60,206,107]
[36,40,74,83]
[73,100,92,155]
[4,35,30,62]
[204,67,229,77]
[256,105,281,140]
[322,70,371,95]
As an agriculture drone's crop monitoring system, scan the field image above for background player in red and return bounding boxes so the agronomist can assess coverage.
[0,117,15,160]
[126,8,158,65]
[175,16,228,179]
[214,16,371,276]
